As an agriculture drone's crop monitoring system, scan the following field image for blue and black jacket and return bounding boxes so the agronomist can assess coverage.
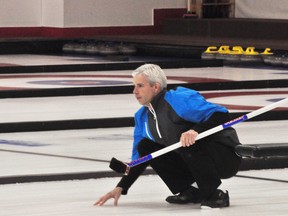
[131,87,231,160]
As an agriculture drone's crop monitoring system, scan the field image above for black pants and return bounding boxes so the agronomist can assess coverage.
[137,130,242,199]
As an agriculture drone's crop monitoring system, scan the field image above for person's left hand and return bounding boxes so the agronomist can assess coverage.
[94,187,123,206]
[180,129,198,147]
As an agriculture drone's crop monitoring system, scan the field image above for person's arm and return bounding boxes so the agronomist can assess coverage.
[116,161,148,194]
[180,112,231,147]
[192,111,231,134]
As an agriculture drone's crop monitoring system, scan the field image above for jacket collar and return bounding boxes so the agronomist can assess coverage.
[149,89,167,109]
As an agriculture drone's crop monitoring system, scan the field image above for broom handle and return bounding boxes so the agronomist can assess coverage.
[128,97,288,167]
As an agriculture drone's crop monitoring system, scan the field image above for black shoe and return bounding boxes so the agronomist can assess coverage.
[201,189,230,209]
[166,187,202,204]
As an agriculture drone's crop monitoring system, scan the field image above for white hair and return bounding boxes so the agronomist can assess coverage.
[132,64,167,90]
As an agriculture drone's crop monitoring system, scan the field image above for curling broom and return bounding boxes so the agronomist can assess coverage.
[110,97,288,175]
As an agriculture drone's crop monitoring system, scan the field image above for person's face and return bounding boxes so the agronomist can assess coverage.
[133,74,161,106]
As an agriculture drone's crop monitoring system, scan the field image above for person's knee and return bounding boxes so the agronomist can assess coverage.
[221,155,242,179]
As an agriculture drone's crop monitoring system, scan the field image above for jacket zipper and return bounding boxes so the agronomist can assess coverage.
[148,103,162,139]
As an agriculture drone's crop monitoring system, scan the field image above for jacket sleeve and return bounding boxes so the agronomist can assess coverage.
[132,107,148,160]
[116,161,148,195]
[192,111,231,133]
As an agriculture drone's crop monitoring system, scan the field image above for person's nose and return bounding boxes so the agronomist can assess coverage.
[133,86,138,94]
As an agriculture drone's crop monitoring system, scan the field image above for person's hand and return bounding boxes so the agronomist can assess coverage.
[180,129,198,147]
[94,187,123,206]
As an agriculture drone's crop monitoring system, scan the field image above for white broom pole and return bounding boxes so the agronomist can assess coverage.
[128,97,288,167]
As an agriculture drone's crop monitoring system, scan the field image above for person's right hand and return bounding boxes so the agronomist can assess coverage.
[94,187,123,206]
[180,129,198,147]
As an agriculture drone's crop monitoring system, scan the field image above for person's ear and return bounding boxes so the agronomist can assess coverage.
[154,83,161,93]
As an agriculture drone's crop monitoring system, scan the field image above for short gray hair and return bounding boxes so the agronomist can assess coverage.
[132,64,167,90]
